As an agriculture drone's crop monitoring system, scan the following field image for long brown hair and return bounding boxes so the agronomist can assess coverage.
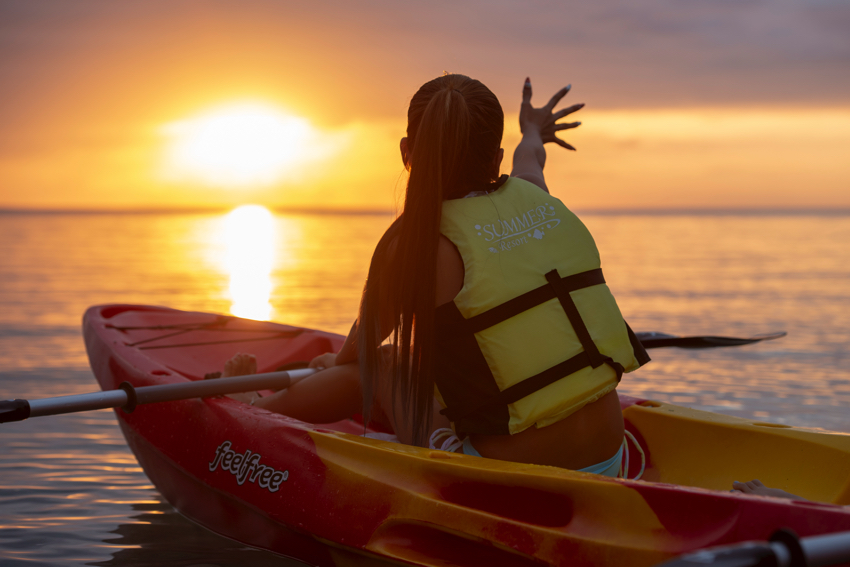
[358,75,504,446]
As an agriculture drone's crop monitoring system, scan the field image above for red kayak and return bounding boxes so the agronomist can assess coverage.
[83,304,850,566]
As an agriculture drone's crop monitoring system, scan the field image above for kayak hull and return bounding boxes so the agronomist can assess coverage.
[83,304,850,566]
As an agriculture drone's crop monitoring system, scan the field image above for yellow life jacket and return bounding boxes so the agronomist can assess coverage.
[433,176,649,436]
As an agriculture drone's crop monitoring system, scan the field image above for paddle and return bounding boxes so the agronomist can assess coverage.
[657,527,850,566]
[0,329,787,425]
[0,368,316,425]
[636,331,786,349]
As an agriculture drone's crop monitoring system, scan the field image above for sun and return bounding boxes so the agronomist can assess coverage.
[162,102,317,187]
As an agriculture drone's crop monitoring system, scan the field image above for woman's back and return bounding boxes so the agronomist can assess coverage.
[434,224,627,469]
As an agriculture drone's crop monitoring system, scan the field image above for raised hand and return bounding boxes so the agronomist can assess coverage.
[520,78,584,151]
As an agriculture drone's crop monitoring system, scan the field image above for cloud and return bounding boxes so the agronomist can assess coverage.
[1,0,848,114]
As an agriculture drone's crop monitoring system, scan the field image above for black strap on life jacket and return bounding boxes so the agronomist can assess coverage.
[439,268,631,425]
[464,268,606,333]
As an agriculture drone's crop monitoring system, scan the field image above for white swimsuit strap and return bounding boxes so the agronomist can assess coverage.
[428,427,464,453]
[620,429,646,481]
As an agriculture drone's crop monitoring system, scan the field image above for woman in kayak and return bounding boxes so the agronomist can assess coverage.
[226,74,649,475]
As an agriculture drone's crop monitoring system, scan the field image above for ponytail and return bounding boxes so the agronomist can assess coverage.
[359,75,503,446]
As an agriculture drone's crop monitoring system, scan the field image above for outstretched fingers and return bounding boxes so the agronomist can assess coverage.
[553,103,585,121]
[518,79,584,151]
[554,121,581,131]
[552,138,577,151]
[544,84,571,112]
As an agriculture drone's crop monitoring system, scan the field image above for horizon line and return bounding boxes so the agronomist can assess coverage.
[0,206,395,216]
[1,206,849,217]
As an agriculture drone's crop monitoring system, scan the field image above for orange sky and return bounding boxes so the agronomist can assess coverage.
[1,0,848,211]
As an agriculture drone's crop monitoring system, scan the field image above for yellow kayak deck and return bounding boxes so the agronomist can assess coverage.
[625,399,850,504]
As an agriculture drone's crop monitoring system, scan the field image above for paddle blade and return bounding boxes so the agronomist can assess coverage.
[636,331,786,349]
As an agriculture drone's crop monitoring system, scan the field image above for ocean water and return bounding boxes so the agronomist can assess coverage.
[0,210,848,565]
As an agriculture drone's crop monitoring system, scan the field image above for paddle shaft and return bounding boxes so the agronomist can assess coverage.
[804,531,850,566]
[0,368,316,424]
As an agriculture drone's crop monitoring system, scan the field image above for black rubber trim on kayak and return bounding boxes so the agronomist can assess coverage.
[138,330,304,350]
[107,315,233,331]
[119,381,138,414]
[770,529,806,567]
[116,313,307,349]
[127,328,193,347]
[0,399,31,424]
[126,326,302,347]
[465,268,605,333]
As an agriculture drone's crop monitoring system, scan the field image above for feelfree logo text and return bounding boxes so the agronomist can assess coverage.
[209,440,289,493]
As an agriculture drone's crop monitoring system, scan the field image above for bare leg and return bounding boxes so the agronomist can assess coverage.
[732,479,804,500]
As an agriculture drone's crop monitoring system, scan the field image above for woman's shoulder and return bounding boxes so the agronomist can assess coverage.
[370,216,463,306]
[509,173,548,192]
[371,217,401,263]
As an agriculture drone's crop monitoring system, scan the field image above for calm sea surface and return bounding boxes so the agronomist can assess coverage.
[1,210,849,565]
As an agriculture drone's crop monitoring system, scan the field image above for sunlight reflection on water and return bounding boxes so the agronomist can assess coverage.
[223,205,277,320]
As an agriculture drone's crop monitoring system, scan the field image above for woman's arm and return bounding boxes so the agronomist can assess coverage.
[511,78,584,193]
[333,321,359,366]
